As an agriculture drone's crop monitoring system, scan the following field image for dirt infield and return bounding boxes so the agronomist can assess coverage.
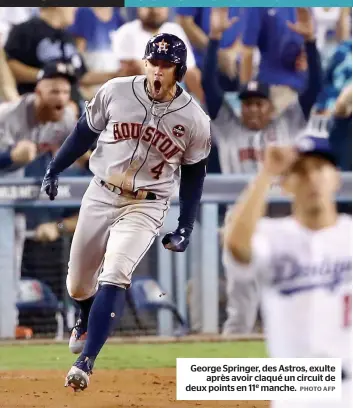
[0,368,269,408]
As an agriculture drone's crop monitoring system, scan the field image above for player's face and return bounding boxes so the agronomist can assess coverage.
[138,7,169,29]
[36,78,71,122]
[241,97,273,130]
[282,155,340,212]
[145,59,177,101]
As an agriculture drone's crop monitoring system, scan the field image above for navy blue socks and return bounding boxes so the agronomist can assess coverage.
[74,296,95,328]
[81,284,126,359]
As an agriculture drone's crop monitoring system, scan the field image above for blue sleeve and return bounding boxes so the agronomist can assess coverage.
[48,113,99,175]
[298,41,323,120]
[175,7,198,17]
[241,8,262,46]
[0,149,13,170]
[201,39,229,120]
[178,158,208,234]
[329,115,352,171]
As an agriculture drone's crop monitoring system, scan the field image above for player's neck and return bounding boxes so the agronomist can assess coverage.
[293,203,338,231]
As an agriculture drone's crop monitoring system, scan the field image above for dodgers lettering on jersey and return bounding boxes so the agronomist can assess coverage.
[223,215,352,371]
[85,75,211,198]
[211,100,307,174]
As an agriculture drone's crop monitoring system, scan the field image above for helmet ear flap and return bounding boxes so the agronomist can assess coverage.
[175,64,187,82]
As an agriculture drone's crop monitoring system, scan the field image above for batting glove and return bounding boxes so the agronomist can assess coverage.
[41,168,58,201]
[162,228,191,252]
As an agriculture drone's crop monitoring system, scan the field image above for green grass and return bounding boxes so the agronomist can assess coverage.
[0,341,266,371]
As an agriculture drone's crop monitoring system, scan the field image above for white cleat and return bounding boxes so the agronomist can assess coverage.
[65,365,91,392]
[69,327,87,354]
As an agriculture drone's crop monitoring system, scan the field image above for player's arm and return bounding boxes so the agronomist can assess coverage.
[224,146,298,264]
[162,118,211,252]
[0,140,37,170]
[176,8,209,52]
[42,83,109,200]
[202,8,239,119]
[42,113,98,177]
[287,8,323,120]
[239,8,262,84]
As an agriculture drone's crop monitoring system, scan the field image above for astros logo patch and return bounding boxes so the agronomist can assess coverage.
[157,39,169,54]
[172,125,185,137]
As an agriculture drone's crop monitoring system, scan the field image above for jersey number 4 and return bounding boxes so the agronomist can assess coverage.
[150,161,165,180]
[343,294,351,328]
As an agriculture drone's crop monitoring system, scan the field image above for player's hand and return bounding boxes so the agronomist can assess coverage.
[210,8,238,40]
[10,140,37,165]
[287,8,315,42]
[263,145,298,177]
[162,228,191,253]
[35,222,60,242]
[41,166,59,201]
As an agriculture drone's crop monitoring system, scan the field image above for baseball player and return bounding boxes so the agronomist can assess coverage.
[201,7,323,336]
[0,61,77,338]
[41,33,210,391]
[223,136,352,408]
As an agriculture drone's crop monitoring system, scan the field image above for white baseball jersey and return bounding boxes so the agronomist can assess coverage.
[85,75,211,198]
[211,100,307,174]
[224,215,352,407]
[111,20,196,69]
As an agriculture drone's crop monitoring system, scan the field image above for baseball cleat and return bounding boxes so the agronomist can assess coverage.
[64,356,94,392]
[69,317,87,354]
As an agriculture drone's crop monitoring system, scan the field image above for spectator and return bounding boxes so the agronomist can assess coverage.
[176,7,244,81]
[111,7,204,102]
[68,7,122,75]
[202,8,322,334]
[315,39,352,115]
[312,7,351,66]
[240,7,309,115]
[4,7,120,112]
[329,83,352,171]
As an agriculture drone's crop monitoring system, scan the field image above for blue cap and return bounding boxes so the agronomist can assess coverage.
[295,136,337,167]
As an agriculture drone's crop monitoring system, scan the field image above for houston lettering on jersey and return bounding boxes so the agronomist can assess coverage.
[113,122,181,160]
[272,255,352,295]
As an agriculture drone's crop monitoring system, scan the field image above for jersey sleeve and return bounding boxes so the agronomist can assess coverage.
[222,218,273,282]
[182,112,211,165]
[85,82,110,133]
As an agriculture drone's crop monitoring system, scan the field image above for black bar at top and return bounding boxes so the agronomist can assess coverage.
[0,0,125,6]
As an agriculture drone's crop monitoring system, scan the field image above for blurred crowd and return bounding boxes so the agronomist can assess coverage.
[0,7,351,336]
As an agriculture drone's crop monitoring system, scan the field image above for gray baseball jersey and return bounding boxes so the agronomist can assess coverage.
[214,99,308,336]
[0,93,76,151]
[66,75,211,299]
[211,100,307,174]
[85,75,211,198]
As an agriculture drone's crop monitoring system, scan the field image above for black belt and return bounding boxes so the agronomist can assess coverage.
[99,180,157,200]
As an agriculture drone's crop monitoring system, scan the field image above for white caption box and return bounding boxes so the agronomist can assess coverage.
[176,358,342,401]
